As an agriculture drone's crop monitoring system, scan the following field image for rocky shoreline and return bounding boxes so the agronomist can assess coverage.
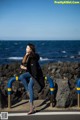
[0,62,80,108]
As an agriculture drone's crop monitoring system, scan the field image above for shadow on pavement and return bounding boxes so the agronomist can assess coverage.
[11,100,29,108]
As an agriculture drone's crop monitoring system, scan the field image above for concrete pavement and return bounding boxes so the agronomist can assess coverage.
[0,99,80,120]
[0,99,80,112]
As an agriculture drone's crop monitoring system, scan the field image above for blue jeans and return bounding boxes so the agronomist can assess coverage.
[19,72,34,103]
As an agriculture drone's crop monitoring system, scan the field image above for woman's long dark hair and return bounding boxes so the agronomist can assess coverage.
[27,43,35,53]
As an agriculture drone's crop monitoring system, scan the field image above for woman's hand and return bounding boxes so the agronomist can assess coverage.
[20,65,27,70]
[26,52,30,56]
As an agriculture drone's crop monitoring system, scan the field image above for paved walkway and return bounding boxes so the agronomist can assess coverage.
[0,99,80,112]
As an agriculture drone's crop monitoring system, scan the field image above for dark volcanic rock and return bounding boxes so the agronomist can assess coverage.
[0,62,79,108]
[56,78,71,108]
[0,89,8,108]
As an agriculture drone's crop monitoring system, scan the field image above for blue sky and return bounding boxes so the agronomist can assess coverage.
[0,0,80,40]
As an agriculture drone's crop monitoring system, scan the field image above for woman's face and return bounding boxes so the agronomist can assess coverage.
[26,45,32,53]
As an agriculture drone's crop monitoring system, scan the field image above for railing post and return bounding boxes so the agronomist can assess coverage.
[76,79,80,108]
[0,81,2,108]
[45,76,55,107]
[8,95,11,108]
[78,94,80,108]
[7,76,19,108]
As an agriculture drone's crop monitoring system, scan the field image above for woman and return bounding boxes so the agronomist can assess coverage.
[19,43,45,114]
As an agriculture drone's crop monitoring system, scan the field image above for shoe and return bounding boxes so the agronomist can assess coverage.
[27,103,36,115]
[27,110,36,115]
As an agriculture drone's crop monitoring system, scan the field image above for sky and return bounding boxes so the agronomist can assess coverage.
[0,0,80,40]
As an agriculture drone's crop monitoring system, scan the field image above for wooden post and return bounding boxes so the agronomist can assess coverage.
[78,94,80,108]
[8,95,11,108]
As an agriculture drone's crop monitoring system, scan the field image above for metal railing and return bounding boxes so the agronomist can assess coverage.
[7,75,55,108]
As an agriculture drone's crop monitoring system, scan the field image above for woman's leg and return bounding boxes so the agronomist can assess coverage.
[19,72,31,92]
[19,73,35,114]
[28,77,35,114]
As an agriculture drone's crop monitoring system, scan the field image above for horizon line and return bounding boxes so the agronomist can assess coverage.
[0,39,80,41]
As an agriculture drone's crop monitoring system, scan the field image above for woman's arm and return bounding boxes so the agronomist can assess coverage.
[20,53,30,70]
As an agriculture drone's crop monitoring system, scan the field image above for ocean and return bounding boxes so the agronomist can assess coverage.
[0,40,80,65]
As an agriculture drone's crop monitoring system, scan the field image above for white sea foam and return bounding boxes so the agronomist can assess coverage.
[14,42,18,45]
[78,51,80,55]
[41,43,45,45]
[70,56,75,58]
[40,57,52,61]
[5,47,9,50]
[62,51,66,53]
[8,57,23,60]
[7,56,52,61]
